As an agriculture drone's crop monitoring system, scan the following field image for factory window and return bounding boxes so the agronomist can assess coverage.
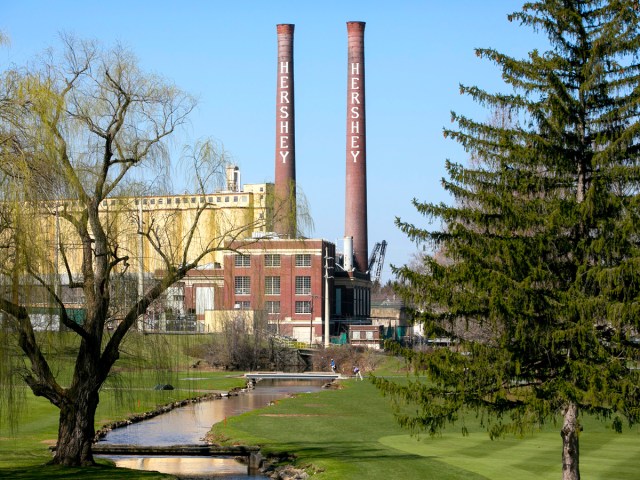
[235,300,251,310]
[366,331,374,340]
[158,198,163,204]
[352,331,361,340]
[150,199,155,204]
[265,254,281,267]
[135,199,139,205]
[265,276,280,295]
[190,197,196,203]
[295,276,311,295]
[295,254,311,267]
[265,301,280,314]
[295,301,311,314]
[235,254,251,267]
[234,276,250,295]
[142,199,148,205]
[167,198,172,204]
[217,197,222,202]
[234,196,238,202]
[225,197,230,203]
[208,197,213,202]
[175,198,180,204]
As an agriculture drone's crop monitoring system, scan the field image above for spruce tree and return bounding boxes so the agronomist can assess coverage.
[374,2,640,479]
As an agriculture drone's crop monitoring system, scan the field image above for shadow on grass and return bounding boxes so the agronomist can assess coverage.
[286,439,424,462]
[264,440,490,479]
[0,462,174,479]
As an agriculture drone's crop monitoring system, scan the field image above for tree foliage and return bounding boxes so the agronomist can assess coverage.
[0,35,265,466]
[374,2,640,479]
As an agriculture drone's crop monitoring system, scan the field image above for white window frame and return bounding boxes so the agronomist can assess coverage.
[265,276,281,295]
[266,301,281,314]
[295,276,311,295]
[265,254,281,267]
[295,254,311,267]
[234,276,250,295]
[295,301,311,314]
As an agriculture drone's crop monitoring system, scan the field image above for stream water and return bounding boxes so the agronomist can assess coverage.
[98,379,326,478]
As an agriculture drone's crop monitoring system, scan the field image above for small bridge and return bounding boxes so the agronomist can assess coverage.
[244,371,340,381]
[92,443,263,474]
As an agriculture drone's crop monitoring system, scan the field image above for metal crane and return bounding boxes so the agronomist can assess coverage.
[367,240,387,284]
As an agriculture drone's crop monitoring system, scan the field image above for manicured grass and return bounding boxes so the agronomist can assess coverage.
[212,376,640,479]
[4,343,640,479]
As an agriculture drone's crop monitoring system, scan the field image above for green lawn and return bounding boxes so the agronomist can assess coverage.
[0,332,246,479]
[212,377,640,479]
[3,343,639,479]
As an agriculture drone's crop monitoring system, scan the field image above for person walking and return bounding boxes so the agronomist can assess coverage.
[353,365,363,381]
[330,358,336,373]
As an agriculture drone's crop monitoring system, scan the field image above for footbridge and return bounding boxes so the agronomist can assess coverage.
[244,371,340,381]
[92,443,263,474]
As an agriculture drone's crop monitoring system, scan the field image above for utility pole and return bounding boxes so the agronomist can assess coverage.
[324,246,332,348]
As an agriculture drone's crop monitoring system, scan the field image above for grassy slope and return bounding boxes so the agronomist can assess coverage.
[212,374,640,480]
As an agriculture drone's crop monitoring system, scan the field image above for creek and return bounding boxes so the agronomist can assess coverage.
[97,379,326,478]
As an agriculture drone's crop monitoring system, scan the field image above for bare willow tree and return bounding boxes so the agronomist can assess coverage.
[0,35,265,466]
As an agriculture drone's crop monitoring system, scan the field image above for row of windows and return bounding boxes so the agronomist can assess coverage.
[234,276,311,295]
[233,300,310,315]
[106,195,250,206]
[234,253,311,268]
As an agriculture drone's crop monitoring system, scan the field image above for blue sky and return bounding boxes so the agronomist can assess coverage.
[2,1,542,283]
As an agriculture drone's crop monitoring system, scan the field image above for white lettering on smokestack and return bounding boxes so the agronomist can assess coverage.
[349,63,361,163]
[275,24,296,238]
[278,61,291,164]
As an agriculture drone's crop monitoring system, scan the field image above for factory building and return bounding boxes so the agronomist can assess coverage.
[33,22,376,345]
[152,21,373,344]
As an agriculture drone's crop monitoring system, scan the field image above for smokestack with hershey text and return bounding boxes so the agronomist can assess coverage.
[274,24,296,238]
[344,21,368,273]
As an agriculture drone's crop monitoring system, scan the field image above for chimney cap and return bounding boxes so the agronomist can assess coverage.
[277,24,295,34]
[346,21,366,32]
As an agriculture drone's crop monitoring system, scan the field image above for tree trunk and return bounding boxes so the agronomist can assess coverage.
[561,402,580,480]
[50,389,99,466]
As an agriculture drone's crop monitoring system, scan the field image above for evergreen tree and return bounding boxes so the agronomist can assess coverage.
[374,2,640,479]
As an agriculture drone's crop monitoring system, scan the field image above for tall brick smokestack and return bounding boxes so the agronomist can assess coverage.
[274,24,296,238]
[345,21,368,273]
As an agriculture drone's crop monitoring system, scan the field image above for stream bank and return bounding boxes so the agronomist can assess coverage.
[97,379,329,478]
[94,387,244,443]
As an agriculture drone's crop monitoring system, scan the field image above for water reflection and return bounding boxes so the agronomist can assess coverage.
[99,379,325,478]
[109,456,248,478]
